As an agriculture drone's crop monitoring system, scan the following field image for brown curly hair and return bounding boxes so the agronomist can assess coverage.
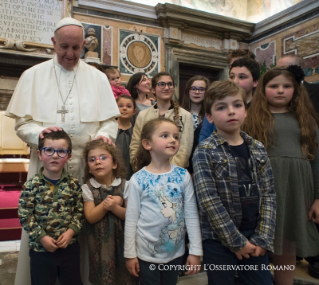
[83,139,127,183]
[131,118,178,172]
[243,66,319,160]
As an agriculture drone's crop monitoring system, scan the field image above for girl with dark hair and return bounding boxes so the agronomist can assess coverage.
[181,75,210,173]
[243,66,319,285]
[126,72,153,111]
[130,72,194,168]
[115,95,136,179]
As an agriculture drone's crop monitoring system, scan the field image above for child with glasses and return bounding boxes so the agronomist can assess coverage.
[130,72,194,168]
[18,130,84,285]
[181,75,210,174]
[81,140,137,285]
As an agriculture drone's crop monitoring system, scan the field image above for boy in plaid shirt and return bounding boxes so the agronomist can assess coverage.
[193,81,276,285]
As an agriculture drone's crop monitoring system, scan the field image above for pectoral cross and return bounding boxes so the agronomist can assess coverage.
[57,105,69,122]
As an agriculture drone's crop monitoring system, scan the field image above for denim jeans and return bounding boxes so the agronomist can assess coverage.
[138,256,183,285]
[203,229,272,285]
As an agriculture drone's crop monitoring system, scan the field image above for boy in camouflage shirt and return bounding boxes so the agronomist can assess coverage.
[18,130,83,285]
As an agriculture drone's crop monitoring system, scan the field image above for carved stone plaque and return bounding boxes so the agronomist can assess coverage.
[183,34,222,50]
[0,0,62,45]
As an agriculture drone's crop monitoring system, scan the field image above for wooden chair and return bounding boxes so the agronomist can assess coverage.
[0,111,30,179]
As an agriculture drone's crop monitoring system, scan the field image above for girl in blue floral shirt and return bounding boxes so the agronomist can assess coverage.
[124,118,202,285]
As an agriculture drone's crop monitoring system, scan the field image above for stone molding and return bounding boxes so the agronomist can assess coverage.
[163,40,228,99]
[155,3,255,41]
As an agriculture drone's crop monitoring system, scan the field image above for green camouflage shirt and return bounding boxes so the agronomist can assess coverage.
[18,168,84,252]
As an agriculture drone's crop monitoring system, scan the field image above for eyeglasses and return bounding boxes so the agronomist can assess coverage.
[88,155,111,163]
[157,82,174,89]
[41,147,70,158]
[190,87,206,93]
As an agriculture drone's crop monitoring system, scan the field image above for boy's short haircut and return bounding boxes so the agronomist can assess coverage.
[116,94,136,109]
[205,81,246,114]
[230,58,261,82]
[227,49,256,64]
[105,67,120,79]
[38,130,72,153]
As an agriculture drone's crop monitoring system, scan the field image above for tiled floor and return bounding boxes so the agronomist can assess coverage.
[1,251,319,285]
[177,261,319,285]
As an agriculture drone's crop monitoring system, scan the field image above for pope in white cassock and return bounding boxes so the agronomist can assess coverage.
[5,18,120,285]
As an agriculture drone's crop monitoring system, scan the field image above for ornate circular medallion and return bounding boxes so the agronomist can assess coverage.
[127,41,151,68]
[119,33,158,75]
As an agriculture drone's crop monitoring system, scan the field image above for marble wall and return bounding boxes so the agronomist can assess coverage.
[250,17,319,83]
[118,30,160,77]
[74,15,165,83]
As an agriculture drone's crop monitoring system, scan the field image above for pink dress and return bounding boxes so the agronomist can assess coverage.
[111,85,131,99]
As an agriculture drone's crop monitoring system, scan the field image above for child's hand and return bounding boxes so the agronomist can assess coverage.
[185,254,201,275]
[112,195,124,206]
[308,199,319,224]
[56,228,75,249]
[250,246,267,257]
[234,240,256,260]
[103,196,117,211]
[40,236,58,252]
[126,257,140,277]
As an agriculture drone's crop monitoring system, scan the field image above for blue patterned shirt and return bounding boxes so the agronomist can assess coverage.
[124,165,203,263]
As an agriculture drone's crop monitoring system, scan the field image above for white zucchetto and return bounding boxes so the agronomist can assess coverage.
[54,17,84,33]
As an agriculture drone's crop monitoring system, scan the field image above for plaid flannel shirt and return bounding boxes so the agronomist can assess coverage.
[193,131,276,252]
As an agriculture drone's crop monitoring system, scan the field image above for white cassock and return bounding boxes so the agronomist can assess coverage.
[6,56,120,285]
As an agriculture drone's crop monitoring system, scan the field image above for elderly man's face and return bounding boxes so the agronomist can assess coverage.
[51,25,85,70]
[277,57,296,67]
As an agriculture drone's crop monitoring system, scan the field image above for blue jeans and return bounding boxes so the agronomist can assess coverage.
[138,256,183,285]
[203,230,272,285]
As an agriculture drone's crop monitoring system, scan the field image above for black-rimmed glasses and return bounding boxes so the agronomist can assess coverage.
[190,87,206,93]
[41,147,70,158]
[157,82,174,89]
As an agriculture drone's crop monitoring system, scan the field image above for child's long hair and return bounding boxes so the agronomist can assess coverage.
[243,66,319,160]
[131,118,177,172]
[181,75,210,122]
[151,72,180,120]
[83,139,127,182]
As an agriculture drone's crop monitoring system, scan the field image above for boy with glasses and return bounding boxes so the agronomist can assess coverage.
[18,130,84,285]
